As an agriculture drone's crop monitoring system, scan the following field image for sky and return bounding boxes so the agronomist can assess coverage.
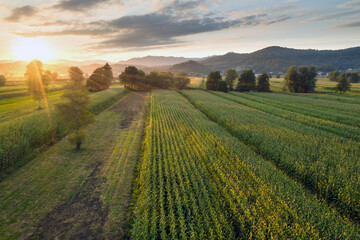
[0,0,360,61]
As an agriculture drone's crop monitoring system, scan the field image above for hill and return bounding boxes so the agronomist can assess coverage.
[171,60,211,74]
[118,56,204,66]
[199,46,360,73]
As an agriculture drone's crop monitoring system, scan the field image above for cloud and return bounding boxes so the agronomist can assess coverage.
[11,1,292,50]
[97,13,242,48]
[309,9,360,21]
[282,0,299,3]
[266,15,291,25]
[338,0,360,9]
[95,12,291,49]
[334,21,360,28]
[53,0,117,12]
[5,5,38,22]
[13,28,114,37]
[29,20,70,27]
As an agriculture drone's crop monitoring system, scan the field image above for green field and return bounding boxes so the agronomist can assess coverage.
[0,85,127,179]
[270,77,360,93]
[1,80,360,238]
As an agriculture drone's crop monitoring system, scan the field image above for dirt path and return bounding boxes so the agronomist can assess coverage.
[29,92,147,240]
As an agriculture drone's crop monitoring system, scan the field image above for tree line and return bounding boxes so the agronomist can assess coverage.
[119,66,190,90]
[206,65,355,94]
[206,69,271,93]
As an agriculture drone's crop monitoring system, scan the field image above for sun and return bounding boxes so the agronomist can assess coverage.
[13,38,54,61]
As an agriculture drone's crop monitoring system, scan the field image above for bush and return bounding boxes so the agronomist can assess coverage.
[335,74,351,93]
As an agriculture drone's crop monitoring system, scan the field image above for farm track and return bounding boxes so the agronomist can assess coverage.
[28,92,147,239]
[180,90,360,237]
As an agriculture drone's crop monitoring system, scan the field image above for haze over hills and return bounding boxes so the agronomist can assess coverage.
[1,46,360,77]
[117,56,205,66]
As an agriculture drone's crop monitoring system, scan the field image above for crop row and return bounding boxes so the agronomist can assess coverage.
[132,91,335,239]
[248,92,360,117]
[0,87,127,176]
[281,92,360,104]
[181,90,360,224]
[211,91,360,141]
[243,92,360,127]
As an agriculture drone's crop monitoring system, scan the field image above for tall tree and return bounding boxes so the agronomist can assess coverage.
[0,75,6,86]
[256,73,270,92]
[335,73,351,93]
[56,67,94,150]
[103,63,114,84]
[217,80,228,93]
[119,66,139,89]
[86,63,113,92]
[237,69,255,92]
[225,69,238,90]
[206,71,222,91]
[284,65,317,93]
[25,59,49,109]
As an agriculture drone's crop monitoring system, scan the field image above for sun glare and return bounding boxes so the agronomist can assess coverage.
[13,38,54,62]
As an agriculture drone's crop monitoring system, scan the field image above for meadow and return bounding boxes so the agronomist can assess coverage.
[0,83,127,178]
[0,77,360,239]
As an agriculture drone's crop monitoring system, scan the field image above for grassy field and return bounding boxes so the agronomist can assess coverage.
[189,77,205,88]
[0,86,127,178]
[0,92,147,239]
[270,77,360,93]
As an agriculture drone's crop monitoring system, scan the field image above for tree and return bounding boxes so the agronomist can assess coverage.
[298,66,317,93]
[206,71,222,91]
[173,72,190,90]
[119,66,139,89]
[86,63,113,92]
[329,71,340,82]
[284,65,317,93]
[237,69,255,92]
[0,75,6,86]
[43,70,53,83]
[217,80,228,93]
[349,73,359,83]
[103,63,114,83]
[335,73,351,93]
[225,69,237,90]
[256,73,270,92]
[25,60,49,109]
[56,67,94,150]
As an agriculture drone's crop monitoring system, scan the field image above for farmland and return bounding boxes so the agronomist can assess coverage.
[1,79,360,239]
[0,85,127,179]
[0,92,147,239]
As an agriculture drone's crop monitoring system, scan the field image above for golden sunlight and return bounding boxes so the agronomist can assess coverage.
[13,38,54,61]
